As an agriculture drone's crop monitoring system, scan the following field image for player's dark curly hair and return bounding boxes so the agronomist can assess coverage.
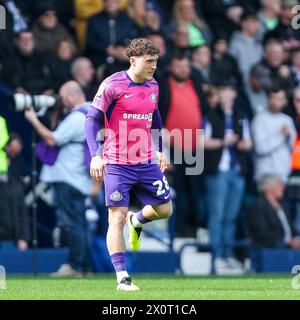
[125,38,160,58]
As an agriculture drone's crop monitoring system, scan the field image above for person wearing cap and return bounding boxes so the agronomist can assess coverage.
[203,79,252,273]
[246,65,269,115]
[31,1,76,54]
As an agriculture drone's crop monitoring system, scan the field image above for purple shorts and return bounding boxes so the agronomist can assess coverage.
[103,163,172,207]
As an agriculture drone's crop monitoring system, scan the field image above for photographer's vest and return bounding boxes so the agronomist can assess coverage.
[0,116,9,174]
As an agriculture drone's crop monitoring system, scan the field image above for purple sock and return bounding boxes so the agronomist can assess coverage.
[110,252,126,272]
[137,210,151,224]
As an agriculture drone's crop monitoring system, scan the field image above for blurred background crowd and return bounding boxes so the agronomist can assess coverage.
[1,0,300,274]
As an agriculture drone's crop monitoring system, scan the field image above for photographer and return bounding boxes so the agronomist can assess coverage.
[24,80,93,277]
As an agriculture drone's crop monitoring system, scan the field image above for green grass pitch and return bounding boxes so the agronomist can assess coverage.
[0,274,299,300]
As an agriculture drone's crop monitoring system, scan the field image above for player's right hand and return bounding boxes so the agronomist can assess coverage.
[90,155,107,183]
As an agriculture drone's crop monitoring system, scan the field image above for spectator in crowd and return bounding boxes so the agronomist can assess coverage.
[287,88,300,234]
[191,45,212,91]
[2,31,53,95]
[247,173,300,249]
[146,0,165,28]
[256,0,281,42]
[206,86,220,110]
[167,21,192,59]
[251,39,295,98]
[290,47,300,88]
[229,11,263,85]
[211,36,243,90]
[200,0,260,39]
[159,53,207,236]
[147,33,168,80]
[203,79,252,272]
[86,0,136,68]
[251,86,296,183]
[0,0,28,54]
[156,0,175,21]
[31,1,76,54]
[45,39,77,93]
[127,0,161,37]
[24,81,92,277]
[264,0,300,51]
[71,57,97,101]
[245,65,269,115]
[74,0,128,51]
[164,0,213,47]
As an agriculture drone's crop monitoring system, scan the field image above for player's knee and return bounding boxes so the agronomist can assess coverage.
[164,206,173,219]
[109,211,126,229]
[157,202,173,219]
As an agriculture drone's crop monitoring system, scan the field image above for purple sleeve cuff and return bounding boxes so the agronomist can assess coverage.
[84,106,104,157]
[151,109,163,152]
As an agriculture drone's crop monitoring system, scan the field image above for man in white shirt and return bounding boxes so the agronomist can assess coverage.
[251,86,296,182]
[25,81,93,277]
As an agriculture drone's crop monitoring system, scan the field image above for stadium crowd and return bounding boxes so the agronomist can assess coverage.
[1,0,300,274]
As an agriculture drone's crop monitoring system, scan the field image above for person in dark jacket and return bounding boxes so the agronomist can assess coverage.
[247,173,300,249]
[31,1,76,54]
[211,36,243,90]
[0,0,29,54]
[203,79,252,270]
[200,0,260,39]
[44,39,77,93]
[85,0,136,68]
[2,31,53,95]
[264,0,300,50]
[158,53,207,236]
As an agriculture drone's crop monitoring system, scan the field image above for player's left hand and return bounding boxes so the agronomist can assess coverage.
[157,151,168,173]
[24,106,38,123]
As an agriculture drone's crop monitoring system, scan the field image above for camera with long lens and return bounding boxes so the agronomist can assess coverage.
[13,93,57,116]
